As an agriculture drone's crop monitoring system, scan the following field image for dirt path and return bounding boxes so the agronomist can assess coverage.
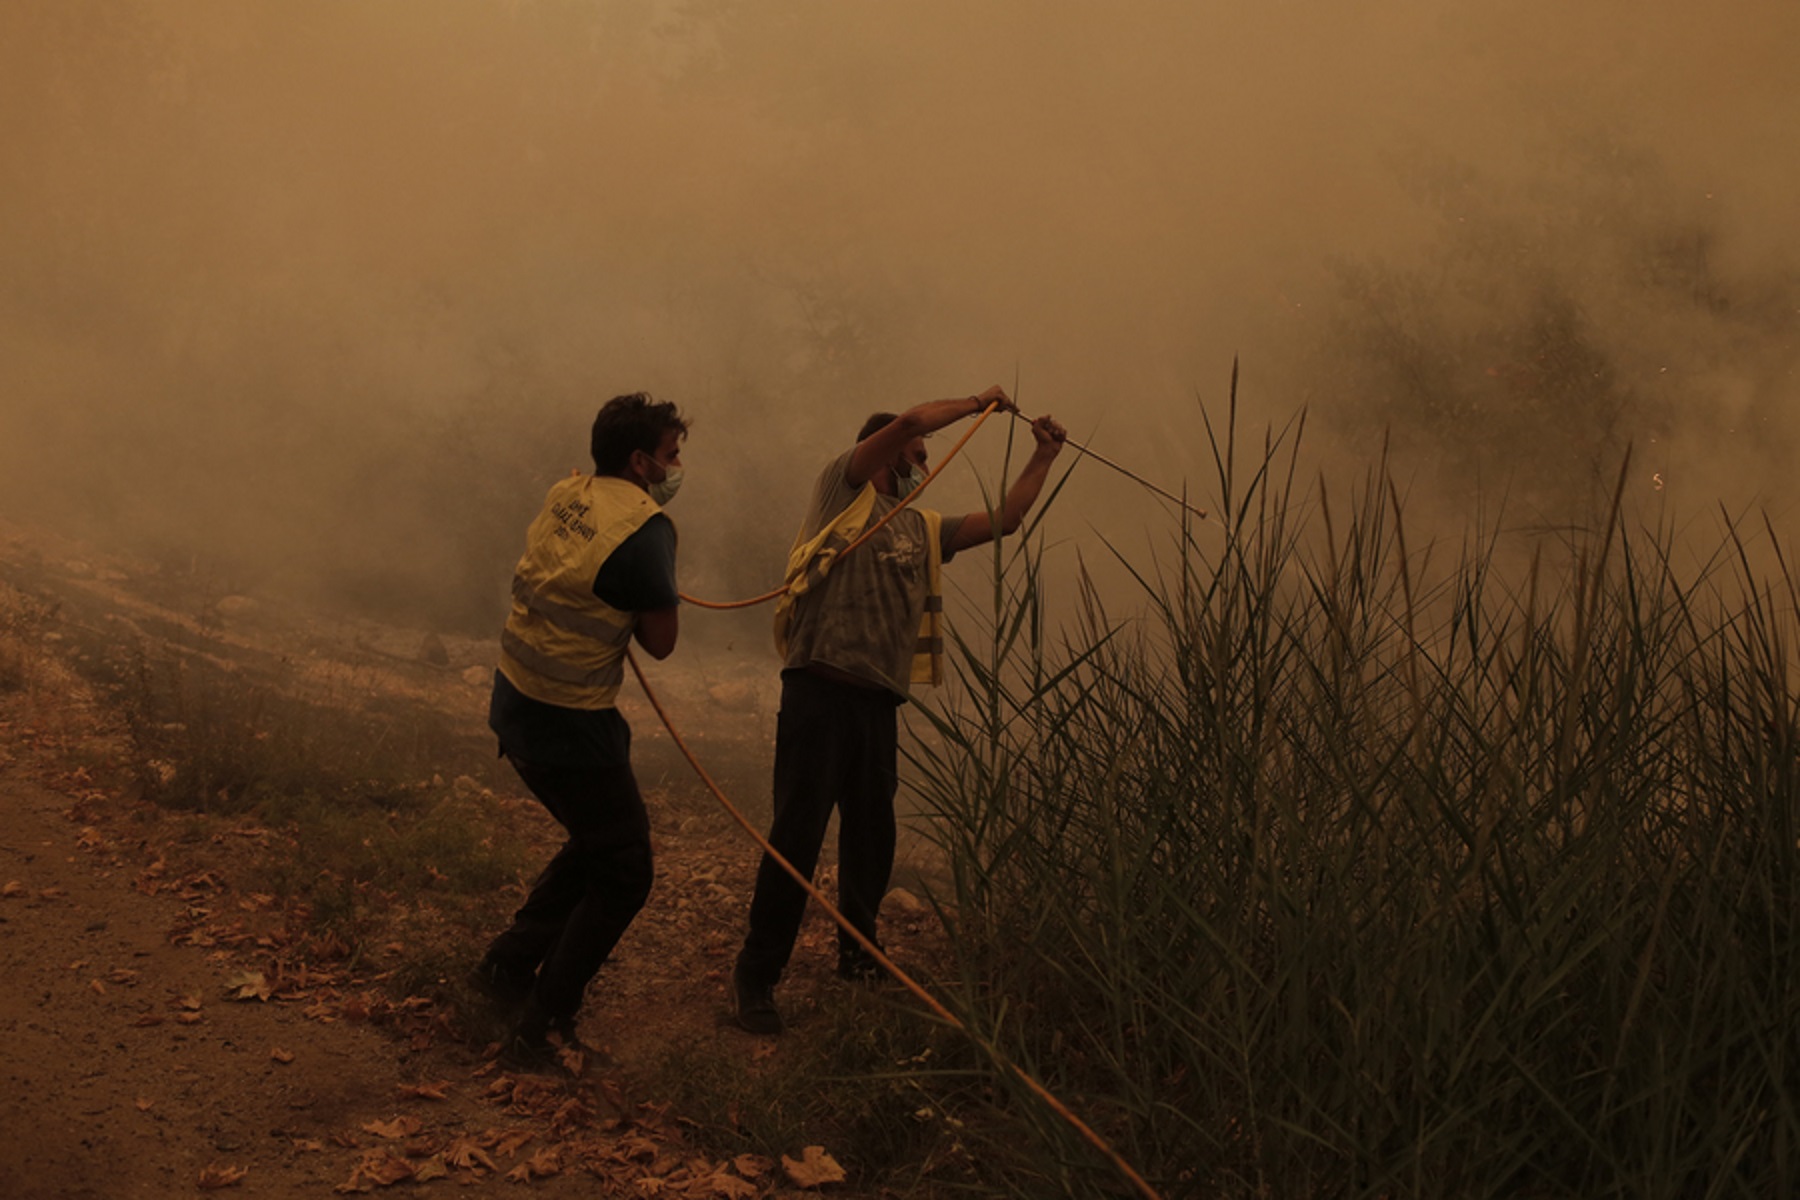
[1,762,406,1199]
[0,739,887,1199]
[0,640,737,1198]
[0,522,954,1198]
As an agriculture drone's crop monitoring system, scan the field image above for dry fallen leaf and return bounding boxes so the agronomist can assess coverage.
[197,1163,248,1190]
[175,1011,203,1025]
[396,1080,451,1101]
[271,1047,295,1064]
[292,1138,326,1153]
[442,1135,499,1173]
[486,1128,535,1157]
[504,1146,563,1183]
[89,979,105,995]
[368,1159,415,1187]
[700,1172,759,1199]
[333,1149,414,1193]
[224,970,271,1002]
[0,881,25,898]
[782,1145,847,1189]
[733,1153,773,1179]
[411,1156,449,1183]
[360,1116,423,1140]
[134,1097,153,1112]
[548,1097,592,1138]
[176,993,203,1011]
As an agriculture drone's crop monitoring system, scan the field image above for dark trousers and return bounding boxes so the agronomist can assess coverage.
[484,754,654,1021]
[738,669,899,986]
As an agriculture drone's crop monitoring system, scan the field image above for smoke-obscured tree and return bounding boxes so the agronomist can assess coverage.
[1307,134,1800,523]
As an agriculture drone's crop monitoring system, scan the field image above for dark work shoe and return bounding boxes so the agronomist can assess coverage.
[837,940,887,984]
[498,1029,569,1076]
[732,967,783,1036]
[498,1000,585,1076]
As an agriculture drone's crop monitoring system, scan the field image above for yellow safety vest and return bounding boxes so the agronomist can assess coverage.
[498,475,665,709]
[773,485,945,688]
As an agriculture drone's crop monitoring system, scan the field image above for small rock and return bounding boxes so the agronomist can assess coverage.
[417,632,449,667]
[707,681,758,712]
[461,665,490,687]
[886,887,927,916]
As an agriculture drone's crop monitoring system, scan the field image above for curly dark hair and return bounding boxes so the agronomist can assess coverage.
[590,393,689,474]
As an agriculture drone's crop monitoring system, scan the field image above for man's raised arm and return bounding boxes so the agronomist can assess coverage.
[947,415,1067,552]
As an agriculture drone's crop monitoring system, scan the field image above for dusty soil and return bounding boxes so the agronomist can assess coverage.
[0,521,954,1199]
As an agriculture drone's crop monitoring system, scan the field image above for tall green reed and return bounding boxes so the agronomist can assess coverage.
[907,396,1800,1198]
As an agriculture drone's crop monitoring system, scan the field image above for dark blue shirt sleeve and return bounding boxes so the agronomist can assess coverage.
[593,513,678,612]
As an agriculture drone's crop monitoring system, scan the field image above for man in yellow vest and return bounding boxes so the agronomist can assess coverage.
[471,392,687,1070]
[733,386,1067,1035]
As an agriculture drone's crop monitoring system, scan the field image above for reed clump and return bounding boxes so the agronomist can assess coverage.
[909,407,1800,1198]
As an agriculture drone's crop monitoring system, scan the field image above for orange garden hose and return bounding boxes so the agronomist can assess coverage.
[677,399,1005,609]
[1001,410,1211,523]
[624,652,1167,1200]
[629,398,1166,1200]
[678,401,1210,609]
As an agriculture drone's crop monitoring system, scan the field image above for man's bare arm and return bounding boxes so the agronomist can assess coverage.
[947,415,1068,552]
[845,385,1014,487]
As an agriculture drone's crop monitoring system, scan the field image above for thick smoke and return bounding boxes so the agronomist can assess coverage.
[2,1,1795,631]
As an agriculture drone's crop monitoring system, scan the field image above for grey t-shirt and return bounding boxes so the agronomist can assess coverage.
[781,449,963,696]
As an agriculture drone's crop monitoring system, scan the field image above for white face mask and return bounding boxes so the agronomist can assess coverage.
[647,463,684,506]
[894,462,925,499]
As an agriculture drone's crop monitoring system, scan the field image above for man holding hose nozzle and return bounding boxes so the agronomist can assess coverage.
[471,392,688,1072]
[733,385,1067,1035]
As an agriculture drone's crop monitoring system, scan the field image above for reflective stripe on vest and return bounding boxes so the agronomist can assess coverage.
[510,573,626,642]
[910,510,944,687]
[499,628,625,689]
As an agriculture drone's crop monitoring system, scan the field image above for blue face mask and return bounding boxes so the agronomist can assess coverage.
[894,463,925,499]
